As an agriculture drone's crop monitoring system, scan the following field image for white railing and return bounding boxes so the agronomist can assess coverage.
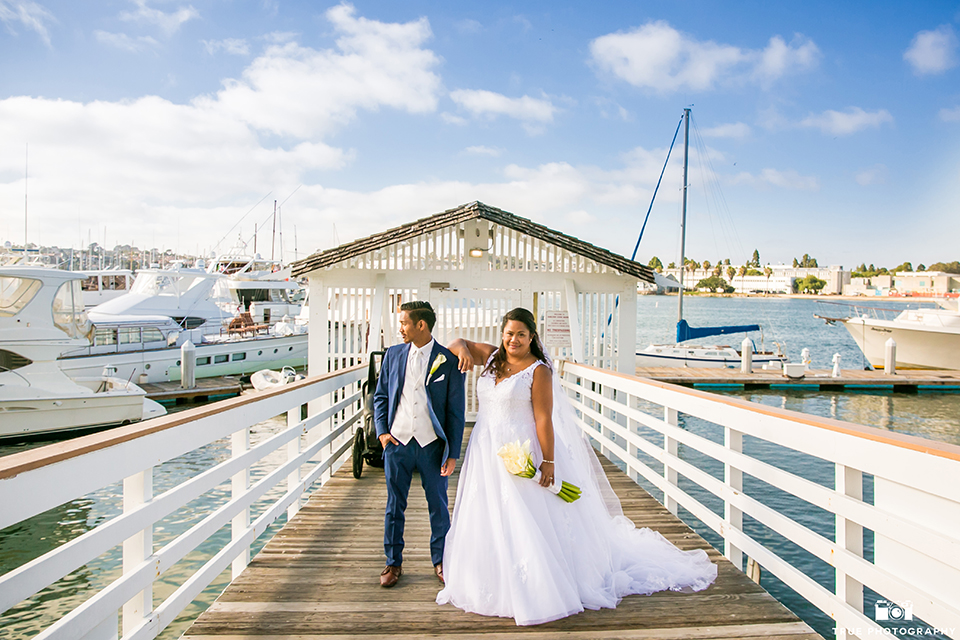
[559,361,960,639]
[0,363,365,640]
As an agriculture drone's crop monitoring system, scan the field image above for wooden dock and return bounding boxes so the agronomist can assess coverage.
[636,367,960,391]
[140,376,244,402]
[184,431,820,639]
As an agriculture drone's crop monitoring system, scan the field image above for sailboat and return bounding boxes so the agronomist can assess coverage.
[635,108,788,369]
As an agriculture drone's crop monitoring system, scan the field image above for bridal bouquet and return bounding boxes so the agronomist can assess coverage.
[497,440,581,502]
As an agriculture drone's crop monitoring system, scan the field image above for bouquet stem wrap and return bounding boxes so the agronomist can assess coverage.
[497,439,581,502]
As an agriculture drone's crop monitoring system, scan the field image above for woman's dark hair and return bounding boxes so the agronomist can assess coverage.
[400,300,436,331]
[484,307,550,378]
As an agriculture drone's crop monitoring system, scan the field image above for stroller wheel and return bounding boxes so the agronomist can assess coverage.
[352,428,364,479]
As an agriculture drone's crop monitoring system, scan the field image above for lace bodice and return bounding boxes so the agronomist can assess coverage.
[475,357,544,450]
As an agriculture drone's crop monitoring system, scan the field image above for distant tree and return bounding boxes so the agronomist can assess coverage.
[857,263,867,273]
[667,262,676,269]
[800,254,819,268]
[792,257,799,268]
[724,258,731,265]
[917,263,926,271]
[750,249,760,267]
[868,263,876,273]
[745,268,763,276]
[926,261,960,274]
[763,266,773,293]
[726,266,736,281]
[702,259,711,272]
[713,265,723,277]
[794,275,827,294]
[695,275,734,292]
[647,256,664,271]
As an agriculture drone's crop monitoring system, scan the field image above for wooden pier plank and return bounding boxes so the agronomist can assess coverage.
[184,430,821,640]
[139,376,244,401]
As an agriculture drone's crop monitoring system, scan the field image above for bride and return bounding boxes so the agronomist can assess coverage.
[436,307,717,625]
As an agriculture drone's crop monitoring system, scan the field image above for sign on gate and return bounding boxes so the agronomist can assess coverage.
[543,310,572,348]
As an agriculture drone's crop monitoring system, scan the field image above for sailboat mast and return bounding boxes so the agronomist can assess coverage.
[677,108,690,324]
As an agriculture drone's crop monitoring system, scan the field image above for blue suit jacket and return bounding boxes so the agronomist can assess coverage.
[373,341,466,462]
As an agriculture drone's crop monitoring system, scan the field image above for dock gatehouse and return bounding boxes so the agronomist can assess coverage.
[291,200,654,414]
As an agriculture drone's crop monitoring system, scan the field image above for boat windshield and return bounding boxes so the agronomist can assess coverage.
[131,272,208,297]
[53,280,94,341]
[0,276,42,317]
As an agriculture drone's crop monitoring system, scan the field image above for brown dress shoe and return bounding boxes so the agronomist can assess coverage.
[380,565,401,588]
[434,562,444,585]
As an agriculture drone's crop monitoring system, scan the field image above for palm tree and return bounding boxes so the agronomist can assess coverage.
[726,265,736,285]
[763,266,773,294]
[738,265,747,292]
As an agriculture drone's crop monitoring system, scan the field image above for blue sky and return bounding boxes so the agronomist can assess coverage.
[1,1,958,268]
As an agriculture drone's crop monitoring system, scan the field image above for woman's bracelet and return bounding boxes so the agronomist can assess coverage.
[542,460,554,464]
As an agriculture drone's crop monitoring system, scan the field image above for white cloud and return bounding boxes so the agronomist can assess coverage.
[203,38,250,56]
[440,112,468,126]
[200,3,442,138]
[463,145,502,157]
[455,18,482,34]
[855,165,888,186]
[701,122,751,138]
[95,30,159,52]
[939,106,960,122]
[904,25,958,75]
[0,0,55,46]
[729,168,819,191]
[800,107,893,135]
[261,31,298,44]
[449,89,558,133]
[0,4,446,255]
[119,0,199,37]
[589,21,819,92]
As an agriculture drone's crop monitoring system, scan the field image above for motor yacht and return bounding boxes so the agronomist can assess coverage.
[0,267,165,439]
[817,299,960,370]
[58,259,308,384]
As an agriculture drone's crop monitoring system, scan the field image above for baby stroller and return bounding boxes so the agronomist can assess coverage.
[352,350,385,479]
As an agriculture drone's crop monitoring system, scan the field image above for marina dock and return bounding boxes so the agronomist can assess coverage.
[183,430,819,640]
[636,367,960,391]
[139,376,245,402]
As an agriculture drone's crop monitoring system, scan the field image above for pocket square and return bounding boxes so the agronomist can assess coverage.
[432,374,445,384]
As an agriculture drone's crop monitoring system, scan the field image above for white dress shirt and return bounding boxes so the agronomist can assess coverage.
[391,338,437,447]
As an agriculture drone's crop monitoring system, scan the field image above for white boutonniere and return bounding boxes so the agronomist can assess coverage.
[429,353,446,378]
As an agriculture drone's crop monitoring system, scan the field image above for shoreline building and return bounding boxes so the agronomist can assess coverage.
[655,264,849,295]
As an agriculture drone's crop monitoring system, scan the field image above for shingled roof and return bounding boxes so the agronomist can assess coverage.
[291,201,654,283]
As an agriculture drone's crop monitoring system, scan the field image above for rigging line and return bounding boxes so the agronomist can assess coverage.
[630,113,685,262]
[213,192,273,254]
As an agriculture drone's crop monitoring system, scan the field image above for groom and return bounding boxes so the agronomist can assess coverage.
[373,300,465,588]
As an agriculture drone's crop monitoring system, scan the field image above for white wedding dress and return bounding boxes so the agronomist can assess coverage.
[436,356,717,625]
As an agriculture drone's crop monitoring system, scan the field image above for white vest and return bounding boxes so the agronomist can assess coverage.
[391,339,437,447]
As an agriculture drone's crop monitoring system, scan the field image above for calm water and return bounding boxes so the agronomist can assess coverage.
[1,296,957,639]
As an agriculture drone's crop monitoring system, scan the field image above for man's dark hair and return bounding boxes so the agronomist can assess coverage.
[400,300,436,331]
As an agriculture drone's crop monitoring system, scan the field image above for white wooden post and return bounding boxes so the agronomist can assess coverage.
[368,273,386,354]
[231,427,250,579]
[287,405,302,521]
[307,274,332,468]
[617,281,637,375]
[564,279,584,363]
[121,468,152,636]
[663,407,679,515]
[724,427,744,569]
[836,464,864,615]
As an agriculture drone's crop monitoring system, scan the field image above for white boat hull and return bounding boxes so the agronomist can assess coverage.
[636,344,788,369]
[842,317,960,370]
[58,333,309,383]
[0,376,163,439]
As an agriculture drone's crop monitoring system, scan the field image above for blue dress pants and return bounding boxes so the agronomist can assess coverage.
[383,437,449,567]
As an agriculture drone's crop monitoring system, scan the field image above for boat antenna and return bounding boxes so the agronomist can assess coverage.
[24,144,28,258]
[678,107,691,324]
[213,191,272,254]
[271,200,277,262]
[630,114,684,261]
